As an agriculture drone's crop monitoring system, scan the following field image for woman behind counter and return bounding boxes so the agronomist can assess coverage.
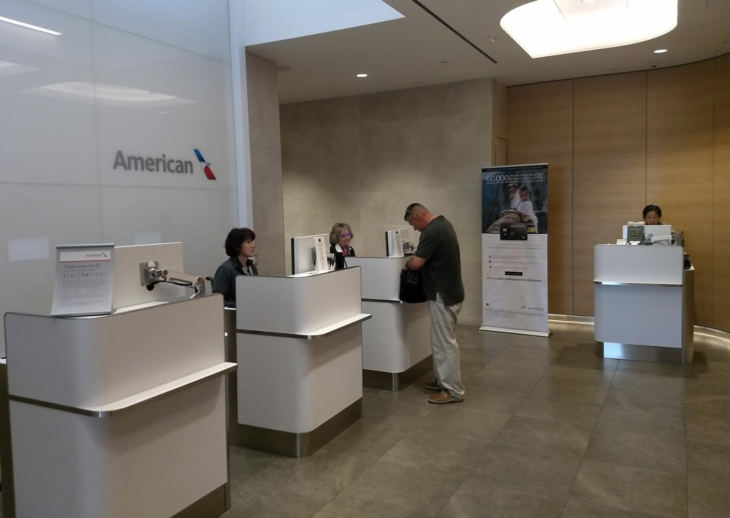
[212,227,258,308]
[643,204,663,225]
[329,222,356,270]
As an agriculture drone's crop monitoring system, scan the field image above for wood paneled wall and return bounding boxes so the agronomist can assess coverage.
[507,56,730,332]
[507,81,574,315]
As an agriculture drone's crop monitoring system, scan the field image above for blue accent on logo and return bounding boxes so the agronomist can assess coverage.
[193,149,205,162]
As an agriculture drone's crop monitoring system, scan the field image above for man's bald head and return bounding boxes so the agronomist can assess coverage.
[404,203,435,232]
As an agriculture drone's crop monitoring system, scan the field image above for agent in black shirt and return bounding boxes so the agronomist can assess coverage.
[329,222,356,270]
[212,228,258,308]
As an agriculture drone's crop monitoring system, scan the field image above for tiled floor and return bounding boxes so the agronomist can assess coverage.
[2,324,730,518]
[220,324,730,518]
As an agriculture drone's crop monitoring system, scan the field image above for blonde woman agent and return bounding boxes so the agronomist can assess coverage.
[329,222,356,270]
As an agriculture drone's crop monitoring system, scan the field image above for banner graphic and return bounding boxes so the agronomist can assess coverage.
[480,164,549,336]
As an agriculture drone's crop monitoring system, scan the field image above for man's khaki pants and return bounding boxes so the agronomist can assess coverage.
[428,293,465,399]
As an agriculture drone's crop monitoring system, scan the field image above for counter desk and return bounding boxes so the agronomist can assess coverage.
[233,267,370,457]
[3,295,234,518]
[594,244,695,364]
[346,257,432,391]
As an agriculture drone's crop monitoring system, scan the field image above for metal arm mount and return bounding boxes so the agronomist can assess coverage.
[140,261,206,298]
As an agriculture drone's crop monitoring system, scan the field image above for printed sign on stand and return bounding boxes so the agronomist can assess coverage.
[51,244,115,317]
[386,229,405,258]
[313,236,329,272]
[481,164,549,337]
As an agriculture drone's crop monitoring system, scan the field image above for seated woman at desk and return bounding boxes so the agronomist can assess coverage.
[212,227,258,308]
[329,222,356,270]
[643,204,663,225]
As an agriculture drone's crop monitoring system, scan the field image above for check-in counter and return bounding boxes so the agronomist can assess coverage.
[2,295,234,518]
[594,244,695,364]
[233,268,370,457]
[346,257,431,391]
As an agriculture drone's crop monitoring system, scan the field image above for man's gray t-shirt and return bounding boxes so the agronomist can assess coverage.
[415,215,465,306]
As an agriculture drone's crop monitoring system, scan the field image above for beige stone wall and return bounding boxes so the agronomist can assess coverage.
[281,78,503,325]
[246,52,285,275]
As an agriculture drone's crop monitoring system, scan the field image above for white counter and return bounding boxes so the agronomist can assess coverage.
[3,295,233,518]
[347,257,432,391]
[234,267,369,457]
[594,245,694,364]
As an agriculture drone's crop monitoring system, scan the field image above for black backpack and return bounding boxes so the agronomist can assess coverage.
[399,269,428,303]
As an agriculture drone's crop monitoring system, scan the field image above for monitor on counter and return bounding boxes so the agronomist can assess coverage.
[622,224,672,244]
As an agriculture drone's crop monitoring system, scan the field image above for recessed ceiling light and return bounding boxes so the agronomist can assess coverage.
[501,0,678,59]
[0,16,62,36]
[653,49,668,53]
[356,73,368,78]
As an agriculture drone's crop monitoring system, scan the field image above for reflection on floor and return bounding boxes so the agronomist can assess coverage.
[2,324,730,518]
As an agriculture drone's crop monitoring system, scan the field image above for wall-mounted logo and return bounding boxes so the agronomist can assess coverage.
[113,149,216,180]
[194,149,216,180]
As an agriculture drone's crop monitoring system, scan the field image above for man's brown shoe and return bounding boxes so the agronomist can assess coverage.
[428,392,463,404]
[424,378,441,391]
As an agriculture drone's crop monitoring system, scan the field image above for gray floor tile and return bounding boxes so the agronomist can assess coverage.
[530,376,611,404]
[571,459,687,518]
[459,385,531,415]
[436,478,566,518]
[494,415,593,456]
[318,420,406,461]
[225,479,327,518]
[687,412,730,446]
[311,503,379,518]
[251,450,374,502]
[468,359,547,392]
[562,499,666,518]
[379,426,487,479]
[420,403,512,443]
[333,461,461,518]
[584,429,686,475]
[228,446,285,489]
[688,471,730,517]
[687,440,730,475]
[544,363,617,383]
[594,388,686,440]
[470,441,583,499]
[514,395,602,426]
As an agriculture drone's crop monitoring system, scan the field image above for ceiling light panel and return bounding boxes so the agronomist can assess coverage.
[501,0,678,59]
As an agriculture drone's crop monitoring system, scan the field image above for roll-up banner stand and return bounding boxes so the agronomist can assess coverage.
[480,164,549,337]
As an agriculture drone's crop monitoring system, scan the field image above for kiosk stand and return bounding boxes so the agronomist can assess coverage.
[594,244,695,364]
[233,268,370,457]
[347,257,432,391]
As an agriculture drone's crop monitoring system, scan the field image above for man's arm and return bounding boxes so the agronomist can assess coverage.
[405,255,426,270]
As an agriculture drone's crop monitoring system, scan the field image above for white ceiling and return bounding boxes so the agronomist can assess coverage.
[245,0,730,104]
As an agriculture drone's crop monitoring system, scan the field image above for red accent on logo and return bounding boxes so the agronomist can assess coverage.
[203,165,216,180]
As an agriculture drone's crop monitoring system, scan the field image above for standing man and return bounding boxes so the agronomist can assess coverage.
[403,203,465,404]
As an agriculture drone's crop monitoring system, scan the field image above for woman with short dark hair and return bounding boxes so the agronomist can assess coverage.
[643,205,663,225]
[329,222,355,270]
[212,227,258,308]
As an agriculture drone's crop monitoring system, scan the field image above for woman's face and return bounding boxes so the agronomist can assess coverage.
[644,211,661,225]
[240,239,255,258]
[519,188,528,200]
[338,229,352,248]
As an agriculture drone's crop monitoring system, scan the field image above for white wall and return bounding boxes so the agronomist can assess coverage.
[0,0,240,355]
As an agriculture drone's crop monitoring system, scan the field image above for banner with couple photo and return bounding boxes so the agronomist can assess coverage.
[481,164,549,337]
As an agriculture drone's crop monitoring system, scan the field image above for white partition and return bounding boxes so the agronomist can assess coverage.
[346,257,432,391]
[235,268,369,457]
[237,267,362,335]
[4,295,234,518]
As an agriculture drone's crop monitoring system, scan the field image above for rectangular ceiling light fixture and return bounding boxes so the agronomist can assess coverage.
[0,15,62,36]
[500,0,677,58]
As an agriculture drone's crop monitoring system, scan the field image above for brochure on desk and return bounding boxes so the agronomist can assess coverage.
[481,164,548,335]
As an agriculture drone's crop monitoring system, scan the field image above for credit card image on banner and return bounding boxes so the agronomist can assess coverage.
[500,222,528,241]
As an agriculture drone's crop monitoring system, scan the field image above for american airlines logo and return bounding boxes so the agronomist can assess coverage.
[113,149,216,180]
